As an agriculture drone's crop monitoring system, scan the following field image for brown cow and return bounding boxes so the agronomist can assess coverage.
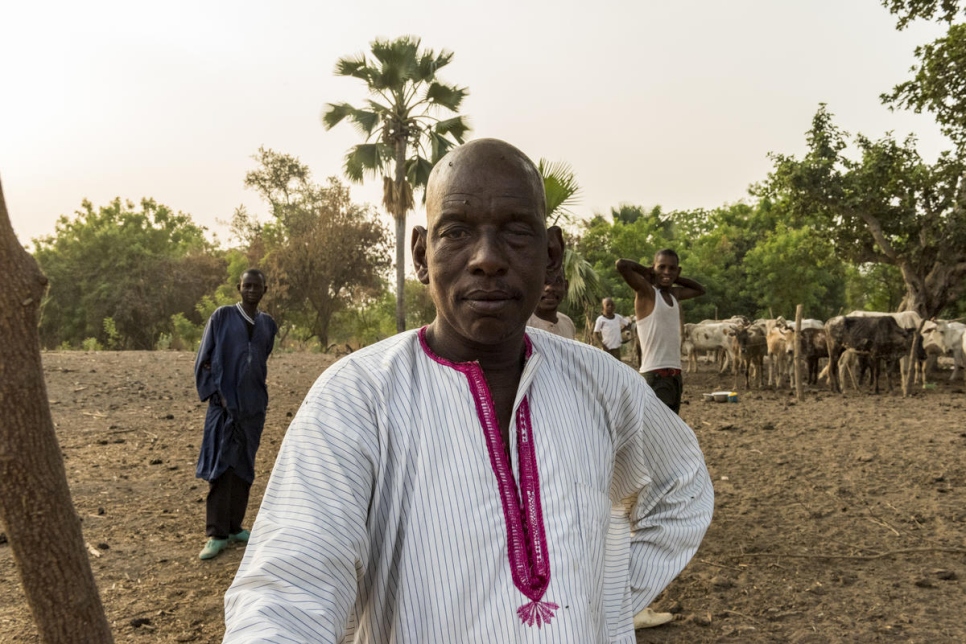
[735,324,768,389]
[799,327,828,385]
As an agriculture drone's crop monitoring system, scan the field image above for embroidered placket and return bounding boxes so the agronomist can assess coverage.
[418,329,558,627]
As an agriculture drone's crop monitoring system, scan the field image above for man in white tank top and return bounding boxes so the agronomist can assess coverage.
[616,249,705,630]
[616,250,705,414]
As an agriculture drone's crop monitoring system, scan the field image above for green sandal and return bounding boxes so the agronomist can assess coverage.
[229,530,250,543]
[199,538,229,560]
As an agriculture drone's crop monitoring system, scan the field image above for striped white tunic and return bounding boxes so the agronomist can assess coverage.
[223,329,713,643]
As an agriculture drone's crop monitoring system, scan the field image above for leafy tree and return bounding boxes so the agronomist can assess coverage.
[559,247,604,338]
[680,205,761,321]
[740,223,847,320]
[760,105,966,317]
[881,0,964,28]
[882,22,966,151]
[331,279,436,348]
[574,206,680,319]
[235,148,392,347]
[539,158,581,228]
[322,35,470,334]
[844,263,906,312]
[33,198,223,349]
[536,158,607,336]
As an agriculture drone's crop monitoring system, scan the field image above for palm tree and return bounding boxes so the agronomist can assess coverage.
[322,36,470,333]
[538,159,604,340]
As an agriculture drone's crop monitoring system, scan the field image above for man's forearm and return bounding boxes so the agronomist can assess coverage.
[617,258,652,278]
[674,276,706,295]
[616,259,654,290]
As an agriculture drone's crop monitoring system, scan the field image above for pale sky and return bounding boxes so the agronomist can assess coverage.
[0,0,949,255]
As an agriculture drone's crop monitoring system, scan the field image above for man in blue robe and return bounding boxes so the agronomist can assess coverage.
[195,268,278,560]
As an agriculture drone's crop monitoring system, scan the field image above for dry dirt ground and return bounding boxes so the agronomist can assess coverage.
[1,350,965,643]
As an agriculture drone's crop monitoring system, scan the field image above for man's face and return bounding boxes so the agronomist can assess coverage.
[536,274,567,315]
[653,253,681,289]
[238,272,266,307]
[414,144,558,350]
[603,299,615,316]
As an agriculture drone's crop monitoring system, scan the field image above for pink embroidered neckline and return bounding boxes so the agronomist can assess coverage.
[417,327,558,627]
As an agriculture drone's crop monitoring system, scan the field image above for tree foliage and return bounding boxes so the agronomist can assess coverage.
[571,199,849,323]
[322,35,470,333]
[882,23,966,151]
[234,148,392,347]
[881,0,965,28]
[538,158,582,228]
[759,105,966,316]
[33,198,223,349]
[331,279,436,349]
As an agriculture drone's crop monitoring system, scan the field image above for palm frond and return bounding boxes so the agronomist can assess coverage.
[563,248,603,309]
[369,36,421,90]
[422,131,456,164]
[539,158,582,226]
[425,82,468,111]
[321,102,354,130]
[406,155,436,193]
[344,143,388,183]
[434,116,470,144]
[323,102,382,138]
[334,54,371,81]
[416,49,454,81]
[349,108,381,138]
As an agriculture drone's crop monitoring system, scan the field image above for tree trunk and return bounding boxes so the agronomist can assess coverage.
[898,258,966,318]
[0,179,114,643]
[393,138,408,334]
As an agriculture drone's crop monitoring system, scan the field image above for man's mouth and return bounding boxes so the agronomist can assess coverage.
[464,289,517,313]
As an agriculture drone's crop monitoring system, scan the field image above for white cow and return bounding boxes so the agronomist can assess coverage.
[921,320,966,382]
[685,321,740,373]
[962,330,966,386]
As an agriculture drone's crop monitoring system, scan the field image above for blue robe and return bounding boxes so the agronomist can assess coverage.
[195,304,278,483]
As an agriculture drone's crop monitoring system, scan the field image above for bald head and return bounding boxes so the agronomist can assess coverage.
[411,138,563,359]
[426,138,546,226]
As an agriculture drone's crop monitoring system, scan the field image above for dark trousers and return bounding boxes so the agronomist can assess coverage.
[605,347,623,360]
[206,467,251,538]
[643,370,684,415]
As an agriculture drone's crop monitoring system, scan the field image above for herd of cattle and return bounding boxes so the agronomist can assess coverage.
[680,311,965,394]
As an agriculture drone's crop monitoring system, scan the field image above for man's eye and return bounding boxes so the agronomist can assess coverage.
[440,227,469,239]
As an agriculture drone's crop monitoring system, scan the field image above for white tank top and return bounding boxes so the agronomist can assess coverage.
[636,283,682,372]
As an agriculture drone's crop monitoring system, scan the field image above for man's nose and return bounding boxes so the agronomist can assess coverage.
[468,230,509,276]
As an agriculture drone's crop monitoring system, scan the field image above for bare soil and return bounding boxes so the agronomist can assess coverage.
[1,351,964,643]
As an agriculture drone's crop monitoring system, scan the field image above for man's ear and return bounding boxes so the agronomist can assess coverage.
[412,226,430,285]
[546,226,564,275]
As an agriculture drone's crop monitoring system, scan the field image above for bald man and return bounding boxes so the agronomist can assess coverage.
[224,139,713,643]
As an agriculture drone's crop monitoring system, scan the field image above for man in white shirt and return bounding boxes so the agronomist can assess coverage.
[593,298,632,360]
[527,270,576,340]
[617,252,705,414]
[223,139,713,643]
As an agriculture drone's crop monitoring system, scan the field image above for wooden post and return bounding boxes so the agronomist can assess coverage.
[794,304,804,402]
[0,178,114,643]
